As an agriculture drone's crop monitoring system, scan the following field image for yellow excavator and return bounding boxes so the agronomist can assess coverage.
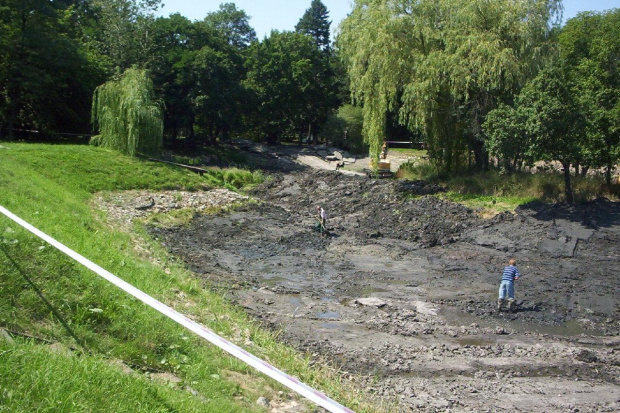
[365,158,393,178]
[364,142,393,178]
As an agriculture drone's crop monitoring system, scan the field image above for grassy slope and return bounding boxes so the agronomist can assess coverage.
[0,144,370,412]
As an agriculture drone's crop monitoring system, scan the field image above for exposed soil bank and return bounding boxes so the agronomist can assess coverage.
[148,166,619,412]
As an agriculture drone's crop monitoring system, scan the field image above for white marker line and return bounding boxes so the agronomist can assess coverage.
[0,205,355,413]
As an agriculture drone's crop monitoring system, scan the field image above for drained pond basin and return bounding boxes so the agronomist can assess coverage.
[117,167,620,412]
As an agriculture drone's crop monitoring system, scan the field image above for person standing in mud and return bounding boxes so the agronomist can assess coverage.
[316,205,328,236]
[497,258,520,313]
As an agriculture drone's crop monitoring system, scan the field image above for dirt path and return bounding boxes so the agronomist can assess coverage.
[140,158,620,412]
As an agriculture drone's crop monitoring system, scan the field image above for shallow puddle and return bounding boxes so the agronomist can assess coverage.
[442,307,605,337]
[317,311,340,319]
[514,319,605,337]
[320,322,344,330]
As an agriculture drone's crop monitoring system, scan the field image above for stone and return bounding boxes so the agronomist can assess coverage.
[576,349,598,363]
[0,328,14,343]
[355,297,387,308]
[256,396,270,408]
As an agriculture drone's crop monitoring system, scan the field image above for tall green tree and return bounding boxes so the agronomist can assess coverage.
[483,104,533,171]
[0,0,104,139]
[486,64,585,203]
[244,31,332,143]
[295,0,331,52]
[526,66,586,203]
[91,68,163,157]
[338,0,561,170]
[148,15,247,144]
[559,10,620,186]
[148,14,196,141]
[88,0,162,72]
[190,33,245,143]
[295,0,339,141]
[203,3,257,49]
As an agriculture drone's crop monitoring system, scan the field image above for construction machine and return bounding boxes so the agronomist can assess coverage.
[364,158,393,178]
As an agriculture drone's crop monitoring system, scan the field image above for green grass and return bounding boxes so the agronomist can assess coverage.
[0,143,376,412]
[0,339,240,412]
[164,150,264,191]
[170,144,249,167]
[398,160,619,213]
[441,193,538,214]
[386,147,427,157]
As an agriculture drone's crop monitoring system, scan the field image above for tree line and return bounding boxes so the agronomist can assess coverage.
[1,0,355,149]
[1,0,619,201]
[338,0,619,202]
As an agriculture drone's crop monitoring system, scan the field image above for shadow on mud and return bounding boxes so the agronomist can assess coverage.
[518,198,620,228]
[497,303,541,314]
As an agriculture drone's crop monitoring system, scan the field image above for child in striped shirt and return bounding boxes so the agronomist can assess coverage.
[497,258,520,313]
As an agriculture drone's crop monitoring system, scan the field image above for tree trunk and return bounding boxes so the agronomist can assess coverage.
[580,166,589,178]
[266,131,278,145]
[472,138,489,170]
[562,161,574,203]
[7,103,16,140]
[308,123,316,145]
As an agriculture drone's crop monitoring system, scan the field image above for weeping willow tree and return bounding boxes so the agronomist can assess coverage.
[91,68,163,157]
[337,0,561,172]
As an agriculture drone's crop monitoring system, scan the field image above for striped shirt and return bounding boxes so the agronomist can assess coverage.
[501,265,520,282]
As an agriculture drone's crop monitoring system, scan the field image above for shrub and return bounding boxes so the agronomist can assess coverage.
[321,105,367,154]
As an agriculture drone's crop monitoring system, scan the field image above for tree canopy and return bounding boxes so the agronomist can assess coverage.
[244,31,333,143]
[559,9,620,185]
[295,0,331,52]
[88,0,163,72]
[203,2,257,49]
[91,67,163,157]
[2,0,619,195]
[337,0,561,168]
[0,0,105,139]
[485,63,585,202]
[484,8,620,202]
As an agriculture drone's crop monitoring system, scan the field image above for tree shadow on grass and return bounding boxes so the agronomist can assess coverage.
[1,244,87,352]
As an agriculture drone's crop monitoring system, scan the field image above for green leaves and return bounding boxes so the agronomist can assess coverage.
[147,14,248,143]
[483,103,533,170]
[0,0,104,137]
[203,3,257,49]
[244,31,334,142]
[484,63,585,203]
[88,0,162,72]
[559,9,620,184]
[517,64,584,164]
[91,68,163,157]
[296,0,331,52]
[338,0,561,169]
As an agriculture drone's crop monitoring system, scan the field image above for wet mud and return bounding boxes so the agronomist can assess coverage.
[149,169,620,412]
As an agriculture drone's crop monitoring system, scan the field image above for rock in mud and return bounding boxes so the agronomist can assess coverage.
[355,297,386,308]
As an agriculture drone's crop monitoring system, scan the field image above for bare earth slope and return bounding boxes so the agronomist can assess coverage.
[147,166,619,412]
